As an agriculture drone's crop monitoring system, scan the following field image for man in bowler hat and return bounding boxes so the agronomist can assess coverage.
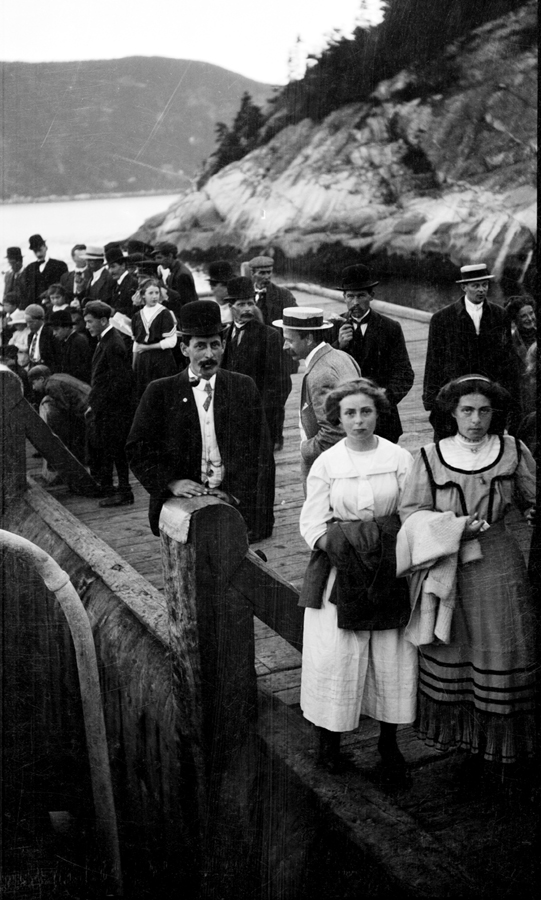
[24,235,68,306]
[333,264,414,443]
[127,300,275,541]
[3,247,27,307]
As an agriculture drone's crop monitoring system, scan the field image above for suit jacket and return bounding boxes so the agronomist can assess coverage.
[60,267,93,302]
[126,368,274,536]
[110,272,139,317]
[23,258,68,305]
[162,260,198,306]
[254,281,297,326]
[27,325,61,372]
[221,318,291,441]
[300,344,361,476]
[423,298,519,431]
[84,268,115,304]
[89,327,134,419]
[59,330,92,384]
[3,268,27,307]
[332,309,414,442]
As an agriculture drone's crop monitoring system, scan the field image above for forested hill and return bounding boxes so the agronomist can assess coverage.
[0,57,273,200]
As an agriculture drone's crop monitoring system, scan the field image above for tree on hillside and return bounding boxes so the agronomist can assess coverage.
[198,93,265,185]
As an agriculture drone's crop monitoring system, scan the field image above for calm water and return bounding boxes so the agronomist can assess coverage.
[0,194,504,311]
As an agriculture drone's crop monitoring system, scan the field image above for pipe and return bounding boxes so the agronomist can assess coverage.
[0,529,123,896]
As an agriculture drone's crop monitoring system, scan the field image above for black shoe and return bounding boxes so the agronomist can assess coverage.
[99,490,134,508]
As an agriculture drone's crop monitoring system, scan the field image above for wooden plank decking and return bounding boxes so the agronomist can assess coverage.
[24,289,537,898]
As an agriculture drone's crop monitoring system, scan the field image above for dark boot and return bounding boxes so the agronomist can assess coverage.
[377,722,409,785]
[317,728,341,771]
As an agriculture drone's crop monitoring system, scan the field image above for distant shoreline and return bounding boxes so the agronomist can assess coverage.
[2,190,183,206]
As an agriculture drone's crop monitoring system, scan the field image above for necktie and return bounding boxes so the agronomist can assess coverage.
[29,334,38,361]
[203,381,212,412]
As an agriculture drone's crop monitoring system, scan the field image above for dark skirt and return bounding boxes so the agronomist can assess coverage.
[134,349,177,400]
[416,520,537,763]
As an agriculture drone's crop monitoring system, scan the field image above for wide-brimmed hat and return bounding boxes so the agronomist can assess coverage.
[179,300,226,337]
[208,260,235,283]
[6,246,23,261]
[338,264,379,292]
[225,277,255,302]
[248,255,274,269]
[8,309,27,326]
[105,246,126,266]
[49,309,73,327]
[29,234,46,251]
[273,307,333,330]
[81,244,105,260]
[456,264,494,284]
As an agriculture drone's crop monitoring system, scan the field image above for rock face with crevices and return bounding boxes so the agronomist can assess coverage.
[136,2,536,279]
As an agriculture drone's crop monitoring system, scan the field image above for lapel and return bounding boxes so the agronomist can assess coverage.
[213,369,229,440]
[305,342,331,375]
[360,310,379,361]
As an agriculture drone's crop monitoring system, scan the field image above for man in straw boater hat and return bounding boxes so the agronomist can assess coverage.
[81,245,115,304]
[332,264,414,443]
[273,306,361,488]
[423,263,518,440]
[127,300,275,542]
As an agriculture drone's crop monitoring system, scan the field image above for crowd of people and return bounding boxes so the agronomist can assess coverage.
[1,235,537,784]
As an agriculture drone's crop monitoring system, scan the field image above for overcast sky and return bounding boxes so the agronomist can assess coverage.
[0,0,384,84]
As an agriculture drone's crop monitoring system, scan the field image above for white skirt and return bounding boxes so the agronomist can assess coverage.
[301,570,418,732]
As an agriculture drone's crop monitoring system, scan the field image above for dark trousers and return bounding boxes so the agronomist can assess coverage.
[87,409,131,491]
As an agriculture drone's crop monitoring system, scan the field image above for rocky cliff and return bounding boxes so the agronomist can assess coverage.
[135,2,536,283]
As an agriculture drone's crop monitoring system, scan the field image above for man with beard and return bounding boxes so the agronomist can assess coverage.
[24,235,68,306]
[222,277,290,450]
[332,265,414,443]
[274,306,360,488]
[127,300,274,541]
[423,263,518,439]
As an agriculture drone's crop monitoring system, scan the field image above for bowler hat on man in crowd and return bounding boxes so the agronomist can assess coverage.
[456,264,494,284]
[105,246,126,266]
[152,241,178,258]
[273,307,333,331]
[248,255,274,270]
[339,265,379,292]
[179,300,226,337]
[225,277,255,302]
[6,247,23,261]
[29,234,46,251]
[49,309,73,327]
[208,260,235,284]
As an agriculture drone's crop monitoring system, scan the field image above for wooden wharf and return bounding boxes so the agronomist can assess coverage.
[16,287,538,898]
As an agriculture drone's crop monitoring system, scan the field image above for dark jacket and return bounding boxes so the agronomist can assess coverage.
[423,298,518,434]
[84,268,115,304]
[221,318,291,443]
[162,260,198,307]
[59,330,92,384]
[27,325,61,372]
[298,515,409,631]
[60,267,93,302]
[89,327,134,419]
[332,309,414,442]
[126,367,274,537]
[23,258,68,305]
[110,272,139,318]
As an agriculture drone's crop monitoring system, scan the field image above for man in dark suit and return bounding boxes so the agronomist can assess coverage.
[81,246,115,304]
[25,304,60,372]
[3,247,27,307]
[332,265,414,443]
[50,309,92,384]
[127,300,275,541]
[151,241,198,307]
[23,234,68,306]
[84,300,135,507]
[60,244,93,304]
[221,277,290,448]
[105,246,138,318]
[423,263,518,439]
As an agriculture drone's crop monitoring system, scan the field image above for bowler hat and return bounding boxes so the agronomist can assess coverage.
[456,264,494,284]
[81,244,105,260]
[339,265,379,291]
[152,241,177,258]
[6,246,22,261]
[225,277,254,302]
[49,309,73,327]
[273,307,332,331]
[105,246,126,266]
[29,234,46,251]
[208,260,235,283]
[248,255,274,269]
[179,301,226,337]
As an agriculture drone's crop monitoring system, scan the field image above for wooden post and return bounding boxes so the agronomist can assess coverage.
[0,367,26,514]
[160,499,260,898]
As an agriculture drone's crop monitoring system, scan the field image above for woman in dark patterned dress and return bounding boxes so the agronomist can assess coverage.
[132,278,177,399]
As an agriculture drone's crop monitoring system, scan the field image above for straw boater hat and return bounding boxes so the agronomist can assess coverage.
[272,307,333,330]
[82,245,105,260]
[456,264,494,284]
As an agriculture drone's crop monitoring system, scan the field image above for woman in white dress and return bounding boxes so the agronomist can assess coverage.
[399,375,536,774]
[299,378,417,775]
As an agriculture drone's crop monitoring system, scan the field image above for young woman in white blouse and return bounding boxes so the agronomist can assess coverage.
[132,278,177,399]
[299,378,416,777]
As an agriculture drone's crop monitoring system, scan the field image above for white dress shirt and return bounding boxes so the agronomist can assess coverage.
[464,297,484,335]
[189,369,224,488]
